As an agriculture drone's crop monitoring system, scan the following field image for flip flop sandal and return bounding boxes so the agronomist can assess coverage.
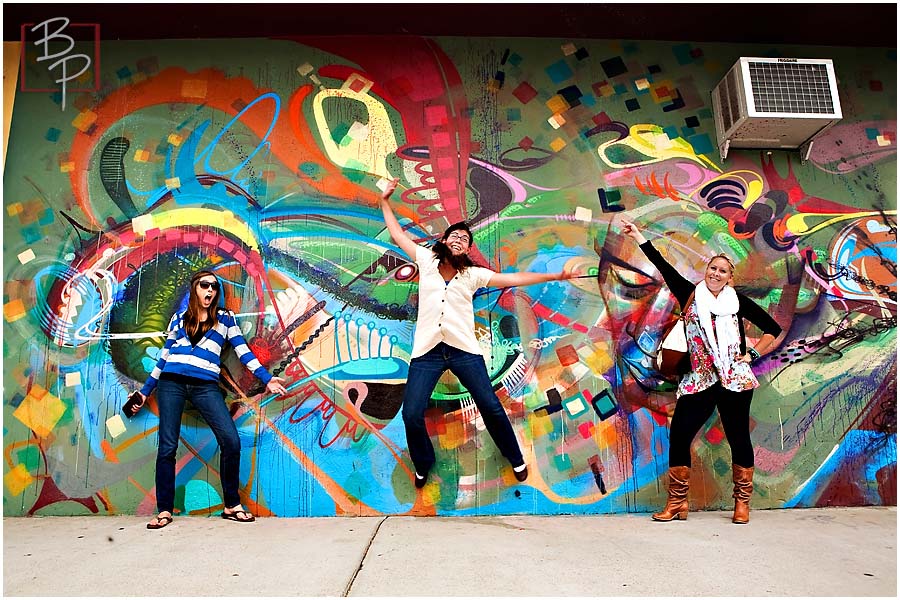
[146,514,173,529]
[222,509,255,523]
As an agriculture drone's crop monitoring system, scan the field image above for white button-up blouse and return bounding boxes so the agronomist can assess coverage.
[411,245,495,359]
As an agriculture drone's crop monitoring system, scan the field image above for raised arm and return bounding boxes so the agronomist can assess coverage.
[379,178,419,259]
[488,269,573,289]
[620,216,695,307]
[620,217,648,245]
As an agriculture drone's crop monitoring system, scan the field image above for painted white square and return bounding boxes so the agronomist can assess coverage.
[106,414,126,438]
[17,249,36,264]
[574,207,593,222]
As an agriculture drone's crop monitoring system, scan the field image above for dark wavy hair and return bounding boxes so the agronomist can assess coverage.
[433,222,475,272]
[185,270,222,339]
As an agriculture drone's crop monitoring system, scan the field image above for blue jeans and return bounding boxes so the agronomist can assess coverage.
[402,342,524,474]
[155,379,242,513]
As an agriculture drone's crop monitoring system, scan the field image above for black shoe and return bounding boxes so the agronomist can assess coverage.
[513,465,528,482]
[414,471,428,488]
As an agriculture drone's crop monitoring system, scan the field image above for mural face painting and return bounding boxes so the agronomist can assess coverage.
[3,36,895,516]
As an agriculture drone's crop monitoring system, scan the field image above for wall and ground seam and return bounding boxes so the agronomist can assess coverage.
[2,35,896,517]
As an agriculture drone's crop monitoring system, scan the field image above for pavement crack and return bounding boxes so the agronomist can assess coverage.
[342,515,388,597]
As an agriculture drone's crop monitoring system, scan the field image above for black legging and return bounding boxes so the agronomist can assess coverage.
[669,382,755,468]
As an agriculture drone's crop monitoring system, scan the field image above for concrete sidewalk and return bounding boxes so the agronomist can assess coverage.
[3,506,896,597]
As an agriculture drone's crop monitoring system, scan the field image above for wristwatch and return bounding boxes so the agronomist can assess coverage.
[747,347,761,362]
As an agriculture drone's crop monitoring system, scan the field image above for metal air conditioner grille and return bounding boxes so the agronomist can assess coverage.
[748,62,835,114]
[721,66,741,132]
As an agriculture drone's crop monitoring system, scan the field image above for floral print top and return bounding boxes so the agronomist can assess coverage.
[679,304,757,398]
[638,241,783,399]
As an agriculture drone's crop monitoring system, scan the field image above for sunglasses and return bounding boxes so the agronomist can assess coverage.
[197,280,220,291]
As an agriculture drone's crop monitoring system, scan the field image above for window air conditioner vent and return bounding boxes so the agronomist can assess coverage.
[711,57,842,162]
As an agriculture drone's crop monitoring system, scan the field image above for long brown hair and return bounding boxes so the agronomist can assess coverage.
[185,270,222,339]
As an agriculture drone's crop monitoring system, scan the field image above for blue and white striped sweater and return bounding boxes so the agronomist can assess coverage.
[140,310,273,397]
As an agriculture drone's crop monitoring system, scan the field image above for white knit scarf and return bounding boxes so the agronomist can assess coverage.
[693,281,740,371]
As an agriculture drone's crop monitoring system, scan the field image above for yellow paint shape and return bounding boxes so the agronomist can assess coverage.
[7,202,23,216]
[297,63,314,76]
[65,372,81,387]
[786,210,899,237]
[3,299,27,322]
[164,177,181,190]
[550,137,567,152]
[4,464,34,496]
[421,483,440,505]
[745,179,764,207]
[597,123,720,172]
[152,208,259,251]
[529,413,554,438]
[546,94,570,114]
[440,421,466,450]
[59,162,75,173]
[561,43,577,55]
[312,86,398,180]
[167,133,183,146]
[593,420,617,450]
[13,385,66,438]
[134,149,151,162]
[876,135,891,147]
[3,42,21,166]
[71,110,97,132]
[578,346,613,374]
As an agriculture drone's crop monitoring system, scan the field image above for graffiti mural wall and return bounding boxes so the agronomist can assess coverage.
[3,35,895,516]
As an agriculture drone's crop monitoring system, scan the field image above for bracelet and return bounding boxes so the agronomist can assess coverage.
[747,347,761,362]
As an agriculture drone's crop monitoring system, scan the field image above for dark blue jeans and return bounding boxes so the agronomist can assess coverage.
[402,342,524,474]
[155,379,242,513]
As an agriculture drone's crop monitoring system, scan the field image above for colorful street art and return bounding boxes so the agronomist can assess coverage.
[3,36,896,517]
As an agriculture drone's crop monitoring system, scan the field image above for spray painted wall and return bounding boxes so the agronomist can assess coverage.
[3,36,896,517]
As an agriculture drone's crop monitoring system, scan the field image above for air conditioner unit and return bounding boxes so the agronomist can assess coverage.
[711,57,842,162]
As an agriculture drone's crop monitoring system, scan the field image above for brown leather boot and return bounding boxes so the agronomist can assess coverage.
[652,466,691,521]
[732,465,754,524]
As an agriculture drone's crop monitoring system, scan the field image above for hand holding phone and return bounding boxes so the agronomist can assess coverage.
[123,391,146,418]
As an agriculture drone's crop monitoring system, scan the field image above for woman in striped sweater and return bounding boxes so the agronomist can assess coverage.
[135,270,287,529]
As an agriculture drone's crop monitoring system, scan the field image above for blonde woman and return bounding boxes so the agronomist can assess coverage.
[620,218,783,524]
